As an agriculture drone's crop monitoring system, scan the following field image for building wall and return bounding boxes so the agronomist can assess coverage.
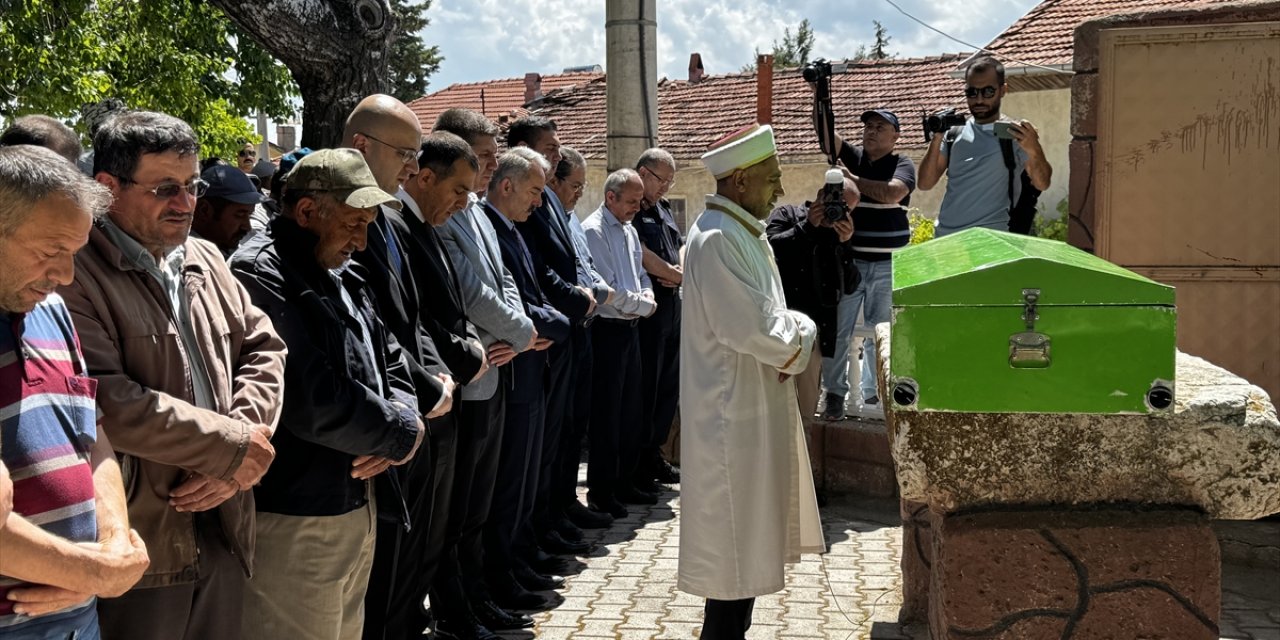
[577,148,944,228]
[1002,87,1071,218]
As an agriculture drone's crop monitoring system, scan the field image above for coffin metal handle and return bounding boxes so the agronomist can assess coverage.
[1010,288,1050,368]
[1009,331,1051,368]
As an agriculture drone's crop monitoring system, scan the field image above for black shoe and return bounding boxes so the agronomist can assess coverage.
[822,392,845,421]
[567,500,615,528]
[472,599,534,631]
[654,460,681,484]
[434,618,500,640]
[489,573,555,611]
[633,477,665,494]
[528,548,571,575]
[864,395,880,406]
[554,517,585,542]
[541,529,595,555]
[617,486,659,505]
[588,496,628,519]
[514,564,565,591]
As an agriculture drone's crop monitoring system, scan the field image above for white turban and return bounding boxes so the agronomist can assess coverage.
[700,124,777,180]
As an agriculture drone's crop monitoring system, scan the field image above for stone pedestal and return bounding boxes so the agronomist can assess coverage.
[930,509,1220,639]
[875,323,1280,638]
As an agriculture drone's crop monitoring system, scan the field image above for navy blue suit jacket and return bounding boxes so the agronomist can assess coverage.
[516,188,593,324]
[484,203,570,402]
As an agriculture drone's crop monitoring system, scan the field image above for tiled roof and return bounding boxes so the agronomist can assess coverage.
[407,71,604,130]
[528,54,972,162]
[983,0,1243,68]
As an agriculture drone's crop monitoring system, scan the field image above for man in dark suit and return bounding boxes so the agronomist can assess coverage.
[507,117,611,555]
[481,147,570,612]
[342,94,458,640]
[395,133,505,640]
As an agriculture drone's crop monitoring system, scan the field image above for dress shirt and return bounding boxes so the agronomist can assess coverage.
[582,205,656,320]
[99,217,216,410]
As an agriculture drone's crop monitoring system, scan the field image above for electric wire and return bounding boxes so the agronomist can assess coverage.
[879,0,1074,74]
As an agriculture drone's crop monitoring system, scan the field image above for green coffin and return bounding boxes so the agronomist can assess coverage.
[889,228,1176,414]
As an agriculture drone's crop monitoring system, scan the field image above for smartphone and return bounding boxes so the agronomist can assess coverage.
[993,121,1015,140]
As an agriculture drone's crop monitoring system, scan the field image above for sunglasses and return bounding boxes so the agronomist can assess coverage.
[964,86,999,99]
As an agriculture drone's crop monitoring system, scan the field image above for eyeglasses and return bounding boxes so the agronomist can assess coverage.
[964,86,999,99]
[118,176,209,200]
[362,132,422,165]
[641,165,676,188]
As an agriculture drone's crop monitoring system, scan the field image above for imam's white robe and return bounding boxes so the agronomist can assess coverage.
[677,194,825,600]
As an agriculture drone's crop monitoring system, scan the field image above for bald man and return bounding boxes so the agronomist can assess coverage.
[344,95,483,640]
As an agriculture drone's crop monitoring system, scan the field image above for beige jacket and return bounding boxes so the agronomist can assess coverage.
[59,226,286,587]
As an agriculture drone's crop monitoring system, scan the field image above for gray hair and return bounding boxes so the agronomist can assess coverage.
[489,147,549,194]
[604,168,641,198]
[0,144,112,236]
[635,148,675,172]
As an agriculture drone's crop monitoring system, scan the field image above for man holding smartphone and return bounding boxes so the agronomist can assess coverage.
[918,55,1052,236]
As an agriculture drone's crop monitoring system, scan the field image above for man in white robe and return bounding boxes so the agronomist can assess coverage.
[677,124,825,639]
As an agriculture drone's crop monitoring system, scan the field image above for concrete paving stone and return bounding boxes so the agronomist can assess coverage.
[744,622,785,639]
[617,630,660,640]
[856,573,904,590]
[783,586,829,604]
[611,562,650,577]
[601,576,643,591]
[620,612,667,629]
[636,581,673,598]
[551,594,595,611]
[561,580,608,598]
[786,572,828,588]
[523,626,580,640]
[572,567,615,583]
[656,621,704,638]
[540,609,588,628]
[663,605,706,622]
[782,601,829,620]
[581,603,630,621]
[629,596,673,613]
[643,568,677,583]
[591,588,635,605]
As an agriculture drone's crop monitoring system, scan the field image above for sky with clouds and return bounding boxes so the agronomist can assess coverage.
[422,0,1042,89]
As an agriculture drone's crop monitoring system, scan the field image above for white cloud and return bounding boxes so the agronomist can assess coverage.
[423,0,1040,90]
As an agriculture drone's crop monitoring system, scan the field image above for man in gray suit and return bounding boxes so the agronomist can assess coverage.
[430,108,539,639]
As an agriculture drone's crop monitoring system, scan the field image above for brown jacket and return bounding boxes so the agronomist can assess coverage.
[59,225,286,588]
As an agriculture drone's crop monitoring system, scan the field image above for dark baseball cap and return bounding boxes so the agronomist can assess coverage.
[201,164,267,205]
[860,109,901,132]
[278,147,313,176]
[284,148,400,210]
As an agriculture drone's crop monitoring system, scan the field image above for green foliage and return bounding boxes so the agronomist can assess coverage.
[0,0,295,158]
[908,208,935,244]
[868,21,894,60]
[388,0,443,103]
[743,18,815,71]
[1032,199,1069,242]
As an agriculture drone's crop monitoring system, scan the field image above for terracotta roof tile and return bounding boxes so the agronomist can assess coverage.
[526,54,972,162]
[407,71,603,130]
[983,0,1243,69]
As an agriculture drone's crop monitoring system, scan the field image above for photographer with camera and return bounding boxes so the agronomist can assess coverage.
[766,174,860,421]
[918,55,1052,237]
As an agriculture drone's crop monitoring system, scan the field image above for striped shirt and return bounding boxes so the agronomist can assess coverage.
[838,142,917,262]
[0,294,99,630]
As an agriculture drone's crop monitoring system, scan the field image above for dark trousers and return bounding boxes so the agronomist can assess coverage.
[99,513,244,640]
[553,324,593,510]
[363,412,455,640]
[637,294,681,477]
[586,319,643,502]
[702,598,755,640]
[528,342,572,535]
[431,377,507,615]
[483,394,545,578]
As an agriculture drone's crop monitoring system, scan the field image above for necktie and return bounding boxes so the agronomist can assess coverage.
[380,214,404,277]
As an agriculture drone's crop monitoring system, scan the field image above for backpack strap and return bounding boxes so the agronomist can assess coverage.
[999,137,1017,213]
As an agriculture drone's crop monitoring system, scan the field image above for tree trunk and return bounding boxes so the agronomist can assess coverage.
[208,0,396,148]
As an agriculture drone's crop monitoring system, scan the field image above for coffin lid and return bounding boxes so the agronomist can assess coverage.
[893,228,1175,307]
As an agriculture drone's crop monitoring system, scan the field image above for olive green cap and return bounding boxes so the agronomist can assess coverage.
[283,148,401,210]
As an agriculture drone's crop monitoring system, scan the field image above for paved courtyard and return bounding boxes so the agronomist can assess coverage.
[492,472,1280,640]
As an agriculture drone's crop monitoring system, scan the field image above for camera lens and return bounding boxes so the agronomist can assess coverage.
[802,66,817,83]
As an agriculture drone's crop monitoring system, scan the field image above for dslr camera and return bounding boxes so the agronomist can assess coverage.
[817,168,849,224]
[922,107,967,141]
[802,58,833,84]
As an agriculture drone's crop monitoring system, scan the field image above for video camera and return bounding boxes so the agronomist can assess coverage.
[816,168,850,224]
[922,107,967,142]
[802,59,833,85]
[805,59,846,224]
